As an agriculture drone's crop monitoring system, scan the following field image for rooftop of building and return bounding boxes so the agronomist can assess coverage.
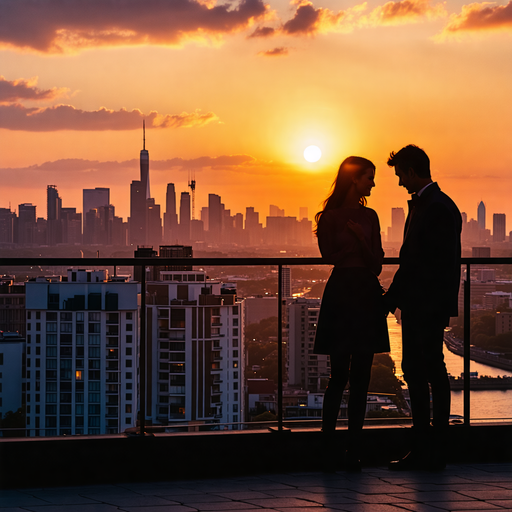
[2,462,512,511]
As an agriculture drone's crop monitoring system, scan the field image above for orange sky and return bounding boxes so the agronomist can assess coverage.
[1,0,512,233]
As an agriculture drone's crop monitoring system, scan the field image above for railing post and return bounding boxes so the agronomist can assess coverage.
[463,263,471,426]
[277,264,283,432]
[139,264,146,436]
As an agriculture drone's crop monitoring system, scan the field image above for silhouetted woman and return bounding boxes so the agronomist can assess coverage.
[314,156,390,471]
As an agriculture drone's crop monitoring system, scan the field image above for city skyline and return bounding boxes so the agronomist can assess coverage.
[1,0,512,231]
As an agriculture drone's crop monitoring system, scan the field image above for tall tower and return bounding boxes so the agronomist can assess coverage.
[141,120,150,200]
[164,183,178,243]
[47,185,62,246]
[477,201,486,230]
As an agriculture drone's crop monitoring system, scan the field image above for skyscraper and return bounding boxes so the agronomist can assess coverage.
[47,185,62,246]
[17,203,36,245]
[493,213,506,243]
[389,207,405,243]
[83,188,109,232]
[140,120,150,199]
[164,183,178,243]
[478,201,486,230]
[299,207,308,221]
[208,194,222,241]
[179,192,191,243]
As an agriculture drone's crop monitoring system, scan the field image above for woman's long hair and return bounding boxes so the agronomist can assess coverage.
[314,156,375,235]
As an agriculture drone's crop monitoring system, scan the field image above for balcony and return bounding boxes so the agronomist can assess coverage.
[0,255,511,490]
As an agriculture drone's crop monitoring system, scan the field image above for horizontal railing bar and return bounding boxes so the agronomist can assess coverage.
[0,257,510,267]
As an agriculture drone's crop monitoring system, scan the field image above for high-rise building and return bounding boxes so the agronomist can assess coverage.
[130,123,162,246]
[145,269,244,427]
[179,192,191,243]
[281,267,292,298]
[0,207,15,245]
[477,201,486,230]
[0,277,26,336]
[61,207,82,245]
[493,213,506,243]
[83,188,110,232]
[269,205,285,217]
[146,198,162,248]
[24,269,139,436]
[17,203,36,245]
[0,332,25,421]
[129,180,146,245]
[389,207,405,243]
[140,120,150,200]
[46,185,62,246]
[164,184,178,244]
[286,298,329,392]
[208,194,222,242]
[299,207,308,221]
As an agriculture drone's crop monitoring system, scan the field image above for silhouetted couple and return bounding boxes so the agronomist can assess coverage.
[314,145,462,472]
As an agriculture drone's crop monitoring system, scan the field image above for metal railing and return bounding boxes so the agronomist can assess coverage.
[1,255,511,436]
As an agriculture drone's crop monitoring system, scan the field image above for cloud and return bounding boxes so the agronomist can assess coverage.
[248,26,277,37]
[0,104,220,131]
[0,0,268,53]
[365,0,446,25]
[0,76,68,103]
[281,1,365,36]
[2,155,257,174]
[439,1,512,36]
[258,47,289,56]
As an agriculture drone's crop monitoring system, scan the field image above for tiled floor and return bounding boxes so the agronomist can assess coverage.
[1,464,512,512]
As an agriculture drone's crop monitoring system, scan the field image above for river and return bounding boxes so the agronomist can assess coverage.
[387,315,512,421]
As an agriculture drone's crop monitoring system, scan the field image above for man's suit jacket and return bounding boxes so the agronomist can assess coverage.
[386,182,462,321]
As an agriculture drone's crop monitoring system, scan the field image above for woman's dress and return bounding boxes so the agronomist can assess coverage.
[313,206,390,356]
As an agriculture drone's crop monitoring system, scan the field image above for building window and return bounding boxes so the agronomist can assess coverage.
[126,324,133,332]
[233,350,238,358]
[126,348,132,356]
[126,372,132,379]
[126,312,132,320]
[233,361,238,368]
[233,339,238,348]
[126,393,132,401]
[126,360,132,368]
[125,404,132,413]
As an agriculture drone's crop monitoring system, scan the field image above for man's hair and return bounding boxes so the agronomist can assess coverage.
[387,144,431,179]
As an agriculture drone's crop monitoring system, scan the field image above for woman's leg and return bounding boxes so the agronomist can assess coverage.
[322,353,351,434]
[347,352,374,443]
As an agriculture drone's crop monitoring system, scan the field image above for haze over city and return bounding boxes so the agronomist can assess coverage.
[1,0,512,231]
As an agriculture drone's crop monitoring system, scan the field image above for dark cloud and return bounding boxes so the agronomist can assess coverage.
[248,26,276,38]
[0,76,68,103]
[283,2,322,34]
[441,1,512,34]
[258,47,289,56]
[0,104,219,131]
[0,0,268,53]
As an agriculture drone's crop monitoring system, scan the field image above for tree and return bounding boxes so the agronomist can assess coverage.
[0,407,26,438]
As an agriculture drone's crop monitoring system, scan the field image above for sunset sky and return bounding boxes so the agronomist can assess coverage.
[1,0,512,233]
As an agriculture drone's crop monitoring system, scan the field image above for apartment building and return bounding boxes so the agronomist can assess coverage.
[24,269,139,436]
[286,298,330,393]
[145,270,244,428]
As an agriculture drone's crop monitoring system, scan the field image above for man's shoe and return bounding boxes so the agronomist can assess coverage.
[388,450,429,471]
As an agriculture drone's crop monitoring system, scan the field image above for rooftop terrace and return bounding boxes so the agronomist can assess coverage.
[2,462,512,512]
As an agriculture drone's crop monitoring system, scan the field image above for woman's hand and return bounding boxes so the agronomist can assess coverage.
[347,220,365,241]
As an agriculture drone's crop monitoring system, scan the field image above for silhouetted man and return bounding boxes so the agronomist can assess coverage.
[385,145,462,470]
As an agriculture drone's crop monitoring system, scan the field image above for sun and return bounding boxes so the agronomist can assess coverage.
[304,145,322,163]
